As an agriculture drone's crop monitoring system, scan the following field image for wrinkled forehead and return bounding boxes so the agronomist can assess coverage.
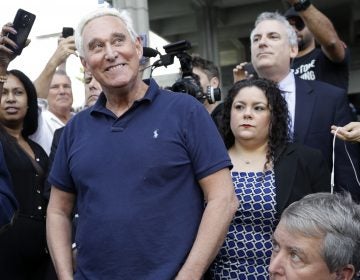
[252,19,288,38]
[83,15,128,37]
[51,73,72,85]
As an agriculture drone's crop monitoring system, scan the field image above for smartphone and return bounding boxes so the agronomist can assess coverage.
[243,63,256,76]
[62,27,74,38]
[6,8,36,56]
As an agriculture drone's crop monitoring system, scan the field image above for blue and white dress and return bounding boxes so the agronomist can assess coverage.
[209,170,277,280]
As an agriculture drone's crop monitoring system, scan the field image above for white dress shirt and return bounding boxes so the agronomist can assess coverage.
[278,72,296,135]
[30,109,66,156]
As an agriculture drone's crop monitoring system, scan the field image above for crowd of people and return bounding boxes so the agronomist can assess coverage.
[0,1,360,280]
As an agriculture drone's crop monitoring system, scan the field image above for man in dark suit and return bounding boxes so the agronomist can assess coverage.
[247,11,360,200]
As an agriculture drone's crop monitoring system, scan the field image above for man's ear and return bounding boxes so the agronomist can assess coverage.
[290,44,298,59]
[80,57,89,72]
[210,76,220,88]
[135,37,143,60]
[335,264,355,280]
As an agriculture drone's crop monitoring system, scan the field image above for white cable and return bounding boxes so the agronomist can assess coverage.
[344,141,360,186]
[331,128,340,194]
[331,127,360,194]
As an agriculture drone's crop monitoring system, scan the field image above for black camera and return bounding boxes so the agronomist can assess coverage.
[152,40,221,104]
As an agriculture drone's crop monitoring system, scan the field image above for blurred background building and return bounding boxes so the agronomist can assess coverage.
[110,0,360,109]
[2,0,360,109]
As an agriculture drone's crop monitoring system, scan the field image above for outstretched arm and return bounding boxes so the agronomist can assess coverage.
[175,168,238,279]
[287,1,346,62]
[34,36,76,99]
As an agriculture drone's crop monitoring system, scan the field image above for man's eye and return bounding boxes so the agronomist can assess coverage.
[272,242,280,253]
[113,38,123,45]
[290,251,301,263]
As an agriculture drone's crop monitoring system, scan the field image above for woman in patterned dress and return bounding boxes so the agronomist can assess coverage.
[208,78,330,279]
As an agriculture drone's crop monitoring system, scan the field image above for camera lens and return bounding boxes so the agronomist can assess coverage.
[22,14,30,26]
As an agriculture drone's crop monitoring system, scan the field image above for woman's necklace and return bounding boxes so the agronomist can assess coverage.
[239,158,251,165]
[237,153,267,166]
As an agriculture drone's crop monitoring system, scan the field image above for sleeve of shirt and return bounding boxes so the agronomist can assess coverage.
[0,143,18,230]
[183,99,232,181]
[47,123,76,193]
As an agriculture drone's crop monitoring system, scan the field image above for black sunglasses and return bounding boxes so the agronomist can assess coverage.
[287,17,305,31]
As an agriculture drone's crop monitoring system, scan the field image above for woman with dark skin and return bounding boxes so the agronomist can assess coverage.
[0,23,54,279]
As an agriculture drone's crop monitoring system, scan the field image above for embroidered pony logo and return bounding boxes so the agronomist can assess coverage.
[153,129,159,139]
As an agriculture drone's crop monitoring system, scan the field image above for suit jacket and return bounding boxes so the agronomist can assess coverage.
[274,143,330,216]
[293,77,360,201]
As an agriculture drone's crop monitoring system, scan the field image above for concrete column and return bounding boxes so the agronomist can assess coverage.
[193,2,219,67]
[111,0,149,37]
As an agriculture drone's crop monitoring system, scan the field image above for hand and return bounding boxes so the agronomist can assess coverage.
[0,23,18,68]
[331,122,360,142]
[233,62,254,83]
[50,36,77,67]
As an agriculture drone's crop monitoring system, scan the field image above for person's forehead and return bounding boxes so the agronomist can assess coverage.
[274,223,324,256]
[51,74,71,85]
[254,19,287,35]
[3,75,25,90]
[84,15,127,34]
[192,67,206,76]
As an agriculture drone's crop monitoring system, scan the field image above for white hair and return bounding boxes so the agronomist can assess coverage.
[250,11,298,48]
[75,7,138,57]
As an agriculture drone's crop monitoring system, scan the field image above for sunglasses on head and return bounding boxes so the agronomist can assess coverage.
[287,17,305,31]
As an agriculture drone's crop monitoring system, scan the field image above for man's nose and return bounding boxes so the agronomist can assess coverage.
[58,86,66,93]
[104,44,118,61]
[268,253,285,276]
[258,36,268,46]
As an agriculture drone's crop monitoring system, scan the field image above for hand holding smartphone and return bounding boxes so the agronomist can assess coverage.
[243,63,256,76]
[6,8,36,56]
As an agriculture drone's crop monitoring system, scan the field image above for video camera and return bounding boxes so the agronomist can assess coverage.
[150,40,221,104]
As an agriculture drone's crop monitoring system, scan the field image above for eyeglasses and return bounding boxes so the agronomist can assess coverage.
[287,17,305,31]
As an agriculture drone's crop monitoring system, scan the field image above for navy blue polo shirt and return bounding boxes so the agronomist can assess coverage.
[49,79,231,279]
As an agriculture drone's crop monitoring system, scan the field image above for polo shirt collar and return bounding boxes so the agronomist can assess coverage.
[90,78,160,115]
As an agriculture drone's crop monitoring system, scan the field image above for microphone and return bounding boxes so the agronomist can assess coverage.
[143,47,160,58]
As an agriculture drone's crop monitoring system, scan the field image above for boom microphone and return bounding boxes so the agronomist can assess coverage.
[143,47,160,58]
